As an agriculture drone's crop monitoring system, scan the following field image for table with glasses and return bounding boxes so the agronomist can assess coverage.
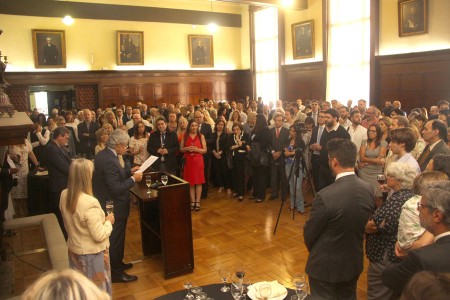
[154,283,300,300]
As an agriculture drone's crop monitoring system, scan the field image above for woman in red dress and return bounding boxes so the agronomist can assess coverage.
[180,119,207,211]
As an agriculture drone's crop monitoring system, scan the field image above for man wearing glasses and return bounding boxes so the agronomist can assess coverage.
[382,181,450,295]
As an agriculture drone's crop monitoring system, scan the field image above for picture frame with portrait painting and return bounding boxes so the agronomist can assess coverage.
[398,0,428,37]
[188,35,214,68]
[292,20,315,60]
[117,31,144,65]
[32,29,66,68]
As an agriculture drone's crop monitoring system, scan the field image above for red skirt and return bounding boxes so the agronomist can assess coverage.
[183,153,205,185]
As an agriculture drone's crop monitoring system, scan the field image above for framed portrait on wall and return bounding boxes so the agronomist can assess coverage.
[32,29,66,68]
[188,35,214,68]
[292,20,315,60]
[117,31,144,65]
[398,0,428,37]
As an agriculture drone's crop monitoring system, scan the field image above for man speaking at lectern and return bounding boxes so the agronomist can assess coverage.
[93,129,142,283]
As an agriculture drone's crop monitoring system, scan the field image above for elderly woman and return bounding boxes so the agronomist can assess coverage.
[365,162,416,300]
[396,171,448,258]
[60,159,115,295]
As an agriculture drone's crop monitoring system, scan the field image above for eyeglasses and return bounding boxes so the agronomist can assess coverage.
[417,202,434,210]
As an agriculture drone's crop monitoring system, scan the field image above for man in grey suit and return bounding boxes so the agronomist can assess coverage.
[382,181,450,295]
[418,120,450,171]
[93,129,142,283]
[304,138,375,299]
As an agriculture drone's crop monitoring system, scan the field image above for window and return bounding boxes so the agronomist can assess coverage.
[254,7,279,102]
[326,0,370,103]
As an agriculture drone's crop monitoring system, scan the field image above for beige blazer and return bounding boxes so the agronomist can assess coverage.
[60,190,113,255]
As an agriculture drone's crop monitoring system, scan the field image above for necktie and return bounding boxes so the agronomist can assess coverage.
[276,128,280,138]
[418,146,431,170]
[118,118,122,126]
[317,126,323,144]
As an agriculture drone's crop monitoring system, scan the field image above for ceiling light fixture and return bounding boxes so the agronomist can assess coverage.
[62,1,74,25]
[207,0,217,33]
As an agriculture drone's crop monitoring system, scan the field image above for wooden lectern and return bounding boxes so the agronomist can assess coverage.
[130,172,194,279]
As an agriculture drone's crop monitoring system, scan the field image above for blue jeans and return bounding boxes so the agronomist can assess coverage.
[285,163,304,212]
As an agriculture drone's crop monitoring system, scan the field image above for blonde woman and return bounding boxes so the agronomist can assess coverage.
[21,269,110,300]
[59,158,115,296]
[201,109,216,131]
[95,128,109,155]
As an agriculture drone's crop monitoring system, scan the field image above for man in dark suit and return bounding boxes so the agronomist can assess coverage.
[147,116,179,174]
[304,138,375,300]
[194,109,213,199]
[77,108,99,159]
[309,111,326,191]
[268,113,290,201]
[382,181,450,295]
[1,149,18,224]
[307,100,320,126]
[317,109,350,190]
[42,126,72,239]
[93,129,142,283]
[418,120,450,171]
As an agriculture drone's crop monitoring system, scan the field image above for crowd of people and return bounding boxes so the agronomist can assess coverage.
[1,96,450,299]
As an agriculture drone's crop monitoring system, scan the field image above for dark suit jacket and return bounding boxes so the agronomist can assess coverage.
[418,140,450,171]
[199,122,214,157]
[310,125,324,150]
[304,174,375,282]
[268,126,290,164]
[93,148,134,219]
[382,235,450,295]
[42,140,71,194]
[77,121,99,155]
[1,157,15,218]
[147,130,179,173]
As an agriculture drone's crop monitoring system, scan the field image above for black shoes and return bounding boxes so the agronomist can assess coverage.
[112,272,138,283]
[122,262,133,270]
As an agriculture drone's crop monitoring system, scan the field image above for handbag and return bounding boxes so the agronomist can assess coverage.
[248,142,269,167]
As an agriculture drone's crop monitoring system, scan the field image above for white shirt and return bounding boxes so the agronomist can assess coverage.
[429,139,443,151]
[397,152,421,174]
[335,171,355,181]
[434,231,450,242]
[347,124,367,155]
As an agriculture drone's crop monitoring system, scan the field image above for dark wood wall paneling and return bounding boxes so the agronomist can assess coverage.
[281,62,325,101]
[375,49,450,112]
[5,70,252,110]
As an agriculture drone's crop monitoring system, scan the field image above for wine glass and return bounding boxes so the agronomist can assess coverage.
[234,263,246,283]
[145,175,152,194]
[161,174,168,186]
[242,278,252,298]
[106,200,114,215]
[183,281,194,300]
[230,283,243,300]
[259,283,272,300]
[190,286,202,299]
[296,281,308,300]
[219,267,230,292]
[293,273,307,300]
[377,174,386,185]
[195,292,207,300]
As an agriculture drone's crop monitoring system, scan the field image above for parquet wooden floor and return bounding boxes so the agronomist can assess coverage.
[7,187,369,299]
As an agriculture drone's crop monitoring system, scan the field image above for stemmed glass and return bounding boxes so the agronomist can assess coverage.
[145,175,152,194]
[234,263,246,283]
[242,278,252,299]
[106,200,114,215]
[219,267,230,292]
[190,286,202,299]
[293,273,308,300]
[230,283,243,300]
[377,174,386,185]
[183,281,194,300]
[161,174,168,186]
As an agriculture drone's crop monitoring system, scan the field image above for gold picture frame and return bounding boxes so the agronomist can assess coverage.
[117,31,144,65]
[398,0,428,37]
[32,29,66,68]
[188,34,214,68]
[292,20,315,60]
